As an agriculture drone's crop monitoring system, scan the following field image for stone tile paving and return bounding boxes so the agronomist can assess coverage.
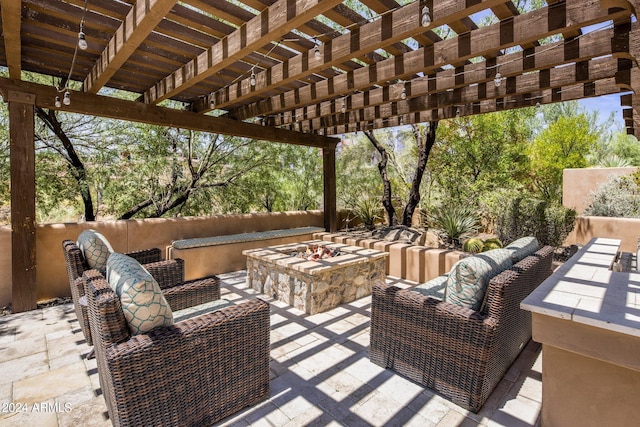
[0,271,542,426]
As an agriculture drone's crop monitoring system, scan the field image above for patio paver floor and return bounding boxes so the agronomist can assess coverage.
[0,271,542,426]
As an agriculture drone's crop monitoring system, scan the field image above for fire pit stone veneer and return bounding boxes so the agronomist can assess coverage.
[244,241,388,314]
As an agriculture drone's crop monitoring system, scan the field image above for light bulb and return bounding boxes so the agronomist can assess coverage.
[209,96,215,109]
[399,116,404,125]
[78,31,88,50]
[318,129,323,135]
[54,96,61,108]
[314,38,321,60]
[421,6,431,27]
[536,102,541,109]
[456,107,460,117]
[494,71,502,87]
[63,91,71,105]
[341,99,346,113]
[250,71,256,87]
[401,86,407,100]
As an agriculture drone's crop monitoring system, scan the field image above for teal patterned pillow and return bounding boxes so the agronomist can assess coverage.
[505,236,539,263]
[445,249,513,311]
[106,253,174,335]
[77,229,114,273]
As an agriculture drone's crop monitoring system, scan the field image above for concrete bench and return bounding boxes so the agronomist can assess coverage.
[168,226,325,280]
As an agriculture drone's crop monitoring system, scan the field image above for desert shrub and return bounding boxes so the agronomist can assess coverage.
[430,205,480,247]
[583,174,640,218]
[489,193,576,247]
[348,195,381,230]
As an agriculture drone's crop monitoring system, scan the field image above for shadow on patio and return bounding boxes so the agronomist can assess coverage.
[0,272,542,427]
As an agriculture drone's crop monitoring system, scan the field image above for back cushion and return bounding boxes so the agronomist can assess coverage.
[445,249,513,311]
[106,253,174,335]
[77,229,113,273]
[505,236,539,263]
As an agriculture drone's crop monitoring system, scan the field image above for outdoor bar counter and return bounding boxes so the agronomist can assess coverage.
[521,237,640,426]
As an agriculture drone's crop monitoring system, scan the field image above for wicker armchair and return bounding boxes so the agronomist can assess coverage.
[370,245,554,412]
[62,240,220,346]
[83,269,270,427]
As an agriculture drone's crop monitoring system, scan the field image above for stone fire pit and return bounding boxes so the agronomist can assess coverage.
[244,240,388,314]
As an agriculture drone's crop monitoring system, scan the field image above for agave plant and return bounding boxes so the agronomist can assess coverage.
[431,205,480,248]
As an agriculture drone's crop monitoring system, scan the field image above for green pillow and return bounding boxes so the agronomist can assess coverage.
[106,252,174,335]
[77,229,113,273]
[505,236,539,263]
[445,249,513,311]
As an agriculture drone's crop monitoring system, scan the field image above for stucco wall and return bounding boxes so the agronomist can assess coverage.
[0,211,324,307]
[563,167,637,214]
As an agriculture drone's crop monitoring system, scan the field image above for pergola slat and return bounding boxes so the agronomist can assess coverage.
[231,0,630,121]
[83,0,180,93]
[1,0,21,78]
[142,0,344,104]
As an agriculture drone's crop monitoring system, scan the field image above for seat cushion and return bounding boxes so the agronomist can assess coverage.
[106,252,174,335]
[445,249,513,311]
[77,229,113,273]
[505,236,539,263]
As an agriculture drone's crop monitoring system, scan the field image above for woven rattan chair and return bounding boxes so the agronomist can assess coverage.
[62,239,220,347]
[83,269,270,427]
[370,245,554,413]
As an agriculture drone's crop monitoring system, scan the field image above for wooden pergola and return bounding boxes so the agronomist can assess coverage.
[1,0,639,311]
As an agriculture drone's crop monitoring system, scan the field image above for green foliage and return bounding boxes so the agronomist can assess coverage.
[488,192,576,247]
[583,174,640,218]
[428,109,533,207]
[430,205,480,246]
[462,238,484,253]
[529,111,598,203]
[589,132,640,167]
[345,194,381,230]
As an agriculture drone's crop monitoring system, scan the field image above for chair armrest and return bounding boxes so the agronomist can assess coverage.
[102,299,270,425]
[162,275,221,311]
[144,259,185,289]
[125,247,162,264]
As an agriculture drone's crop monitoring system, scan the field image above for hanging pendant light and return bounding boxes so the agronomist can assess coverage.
[314,38,321,60]
[63,90,71,106]
[78,31,88,50]
[421,6,431,27]
[250,70,256,87]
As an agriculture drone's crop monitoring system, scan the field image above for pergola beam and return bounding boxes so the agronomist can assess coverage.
[1,0,22,79]
[142,0,344,105]
[231,0,631,121]
[198,0,506,113]
[322,78,625,134]
[0,78,338,149]
[83,0,179,93]
[303,56,621,132]
[275,26,617,129]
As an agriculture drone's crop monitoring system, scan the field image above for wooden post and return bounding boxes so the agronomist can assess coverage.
[8,90,37,312]
[323,146,337,232]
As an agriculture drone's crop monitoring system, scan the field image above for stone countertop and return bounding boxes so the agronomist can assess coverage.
[243,240,388,275]
[521,237,640,337]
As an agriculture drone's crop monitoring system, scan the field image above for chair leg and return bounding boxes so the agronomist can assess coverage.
[86,349,95,360]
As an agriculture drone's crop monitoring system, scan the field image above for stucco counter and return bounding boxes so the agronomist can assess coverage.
[521,237,640,426]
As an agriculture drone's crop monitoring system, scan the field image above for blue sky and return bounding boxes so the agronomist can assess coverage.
[578,94,627,131]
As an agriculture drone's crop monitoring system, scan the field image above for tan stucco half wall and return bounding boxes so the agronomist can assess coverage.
[532,313,640,427]
[563,167,637,214]
[0,211,324,307]
[564,216,640,252]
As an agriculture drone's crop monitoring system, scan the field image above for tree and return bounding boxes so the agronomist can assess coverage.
[364,130,398,226]
[401,122,438,226]
[529,114,598,202]
[429,109,533,207]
